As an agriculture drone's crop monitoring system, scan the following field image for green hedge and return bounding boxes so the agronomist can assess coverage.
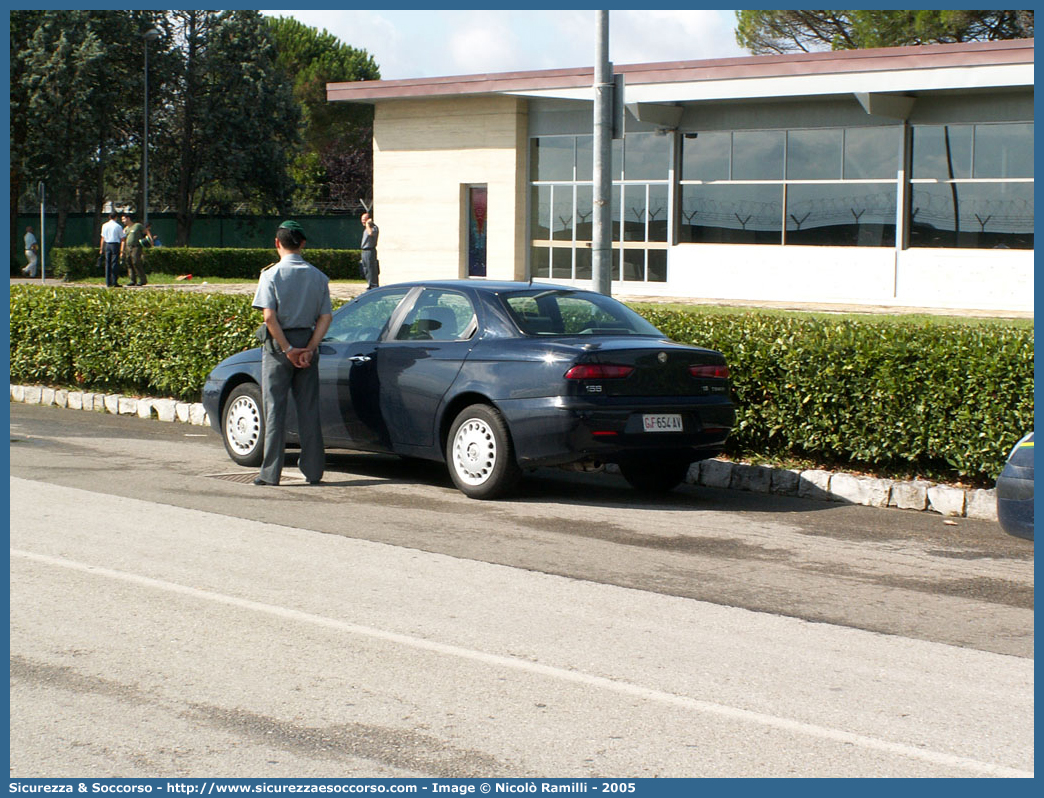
[10,286,261,402]
[9,286,1034,484]
[639,308,1034,484]
[50,246,363,281]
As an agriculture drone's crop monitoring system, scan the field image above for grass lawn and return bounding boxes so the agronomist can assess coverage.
[43,275,1033,328]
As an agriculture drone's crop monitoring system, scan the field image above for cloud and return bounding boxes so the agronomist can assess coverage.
[446,14,527,75]
[611,10,745,64]
[264,9,746,81]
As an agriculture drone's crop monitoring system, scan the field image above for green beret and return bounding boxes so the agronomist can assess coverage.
[278,220,305,236]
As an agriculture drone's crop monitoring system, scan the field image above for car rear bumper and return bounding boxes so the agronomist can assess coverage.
[498,395,735,467]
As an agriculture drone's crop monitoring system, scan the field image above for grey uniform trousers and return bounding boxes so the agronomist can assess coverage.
[360,249,379,290]
[259,329,325,484]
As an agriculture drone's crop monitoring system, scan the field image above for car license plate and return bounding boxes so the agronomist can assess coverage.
[643,414,683,432]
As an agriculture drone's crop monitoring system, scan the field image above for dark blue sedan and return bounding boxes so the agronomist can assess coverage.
[202,281,736,499]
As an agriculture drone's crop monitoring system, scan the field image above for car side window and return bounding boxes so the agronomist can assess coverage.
[394,289,476,341]
[323,289,411,343]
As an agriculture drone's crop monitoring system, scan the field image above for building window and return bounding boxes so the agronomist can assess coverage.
[679,126,901,247]
[680,184,783,244]
[910,122,1033,249]
[530,133,667,283]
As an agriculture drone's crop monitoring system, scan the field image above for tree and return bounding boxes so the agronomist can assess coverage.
[152,11,301,244]
[10,10,154,247]
[266,17,380,211]
[735,10,1034,54]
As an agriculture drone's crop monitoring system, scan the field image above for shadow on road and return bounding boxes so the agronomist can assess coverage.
[317,451,838,514]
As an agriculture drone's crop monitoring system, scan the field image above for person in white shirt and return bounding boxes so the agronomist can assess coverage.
[21,226,38,277]
[99,212,125,287]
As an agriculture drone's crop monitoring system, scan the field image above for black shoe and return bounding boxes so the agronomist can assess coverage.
[140,279,148,286]
[307,479,322,485]
[253,477,277,486]
[128,282,138,286]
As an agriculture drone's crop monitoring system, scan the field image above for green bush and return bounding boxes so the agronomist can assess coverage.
[9,286,1034,484]
[10,286,261,401]
[50,246,362,281]
[638,308,1034,484]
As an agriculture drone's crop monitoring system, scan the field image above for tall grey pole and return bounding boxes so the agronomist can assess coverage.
[591,10,613,296]
[143,28,160,228]
[143,37,149,227]
[38,182,45,281]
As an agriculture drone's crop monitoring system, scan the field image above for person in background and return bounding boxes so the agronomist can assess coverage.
[145,223,162,247]
[251,220,333,487]
[99,212,125,288]
[120,213,147,286]
[21,226,38,277]
[359,211,379,290]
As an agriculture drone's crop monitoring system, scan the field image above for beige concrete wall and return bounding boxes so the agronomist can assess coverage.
[372,96,528,283]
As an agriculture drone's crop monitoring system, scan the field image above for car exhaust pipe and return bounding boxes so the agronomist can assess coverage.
[559,459,606,473]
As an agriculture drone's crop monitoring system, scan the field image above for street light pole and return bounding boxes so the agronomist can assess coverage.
[142,27,160,228]
[592,10,613,296]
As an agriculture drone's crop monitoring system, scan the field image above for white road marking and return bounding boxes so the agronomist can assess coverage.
[11,547,1033,778]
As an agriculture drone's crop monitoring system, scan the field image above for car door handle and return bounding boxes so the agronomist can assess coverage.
[347,355,372,363]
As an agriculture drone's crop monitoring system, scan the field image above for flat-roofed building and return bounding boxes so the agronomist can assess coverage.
[328,39,1033,313]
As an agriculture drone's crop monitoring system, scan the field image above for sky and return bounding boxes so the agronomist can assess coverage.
[263,9,747,81]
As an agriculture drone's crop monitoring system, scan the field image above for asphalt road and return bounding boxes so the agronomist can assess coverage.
[8,403,1035,778]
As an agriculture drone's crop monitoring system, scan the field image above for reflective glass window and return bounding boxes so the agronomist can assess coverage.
[974,123,1034,178]
[844,127,900,179]
[552,246,572,278]
[910,182,1033,249]
[681,131,730,181]
[647,249,667,282]
[648,184,669,242]
[679,184,784,244]
[624,132,670,180]
[531,137,574,181]
[622,184,647,242]
[552,185,573,241]
[787,129,842,180]
[622,249,644,281]
[574,246,592,280]
[576,136,593,181]
[531,185,550,239]
[611,184,622,242]
[530,246,550,278]
[912,125,973,179]
[785,184,896,247]
[575,185,593,242]
[732,131,784,180]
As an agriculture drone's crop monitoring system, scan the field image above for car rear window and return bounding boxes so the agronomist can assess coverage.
[502,290,662,336]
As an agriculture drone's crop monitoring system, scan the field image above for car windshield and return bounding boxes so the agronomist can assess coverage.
[502,289,662,337]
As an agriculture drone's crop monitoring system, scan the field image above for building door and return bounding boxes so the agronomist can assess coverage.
[466,185,487,277]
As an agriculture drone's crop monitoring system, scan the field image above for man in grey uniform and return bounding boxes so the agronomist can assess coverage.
[359,211,379,290]
[252,220,333,486]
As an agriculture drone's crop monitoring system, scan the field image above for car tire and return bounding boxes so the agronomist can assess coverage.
[619,454,691,494]
[447,404,521,500]
[222,382,264,467]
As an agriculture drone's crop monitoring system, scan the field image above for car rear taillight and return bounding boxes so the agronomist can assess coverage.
[564,364,635,380]
[689,364,730,379]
